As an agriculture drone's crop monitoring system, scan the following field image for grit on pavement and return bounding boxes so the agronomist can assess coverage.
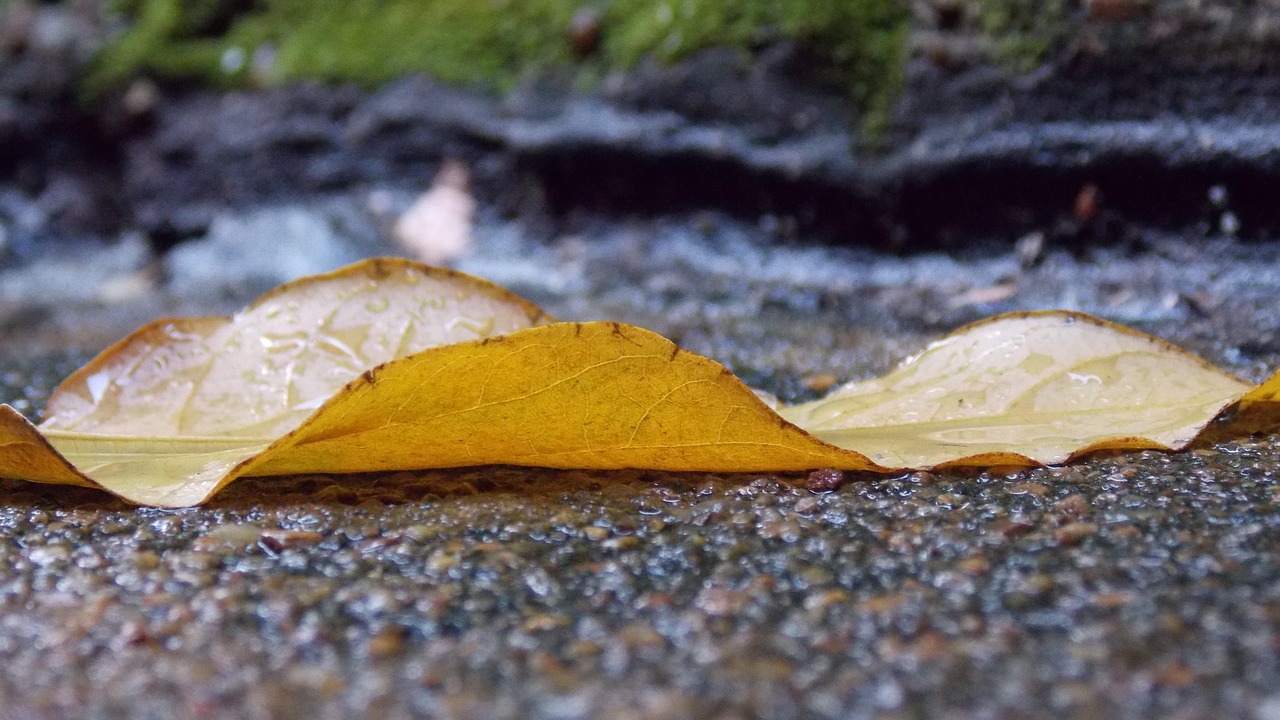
[2,213,1280,719]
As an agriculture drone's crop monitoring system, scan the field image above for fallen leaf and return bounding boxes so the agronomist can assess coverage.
[948,281,1018,309]
[393,159,474,265]
[778,312,1270,468]
[2,259,549,506]
[0,258,1277,507]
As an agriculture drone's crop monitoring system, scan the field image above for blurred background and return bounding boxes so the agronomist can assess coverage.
[3,0,1280,386]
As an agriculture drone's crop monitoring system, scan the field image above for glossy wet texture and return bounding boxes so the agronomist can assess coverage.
[4,176,1280,716]
[9,279,1274,508]
[781,313,1252,466]
[6,2,1280,713]
[42,261,546,438]
[0,448,1276,718]
[0,262,550,507]
[4,223,1280,716]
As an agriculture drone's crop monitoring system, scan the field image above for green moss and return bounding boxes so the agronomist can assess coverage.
[976,0,1073,72]
[88,0,581,90]
[86,0,908,119]
[602,1,907,119]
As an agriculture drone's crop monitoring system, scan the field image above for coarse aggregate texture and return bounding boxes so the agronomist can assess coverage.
[0,430,1277,719]
[4,217,1280,718]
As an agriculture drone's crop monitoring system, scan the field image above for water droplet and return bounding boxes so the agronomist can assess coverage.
[166,326,205,342]
[86,372,111,404]
[259,331,308,352]
[446,315,495,336]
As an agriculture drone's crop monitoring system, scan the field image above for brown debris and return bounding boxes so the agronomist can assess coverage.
[806,468,846,493]
[802,372,839,393]
[392,159,474,265]
[259,528,325,552]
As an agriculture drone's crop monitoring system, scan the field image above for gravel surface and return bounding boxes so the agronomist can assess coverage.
[3,220,1280,719]
[6,3,1280,717]
[0,442,1278,719]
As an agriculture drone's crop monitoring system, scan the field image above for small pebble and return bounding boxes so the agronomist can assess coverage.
[402,524,441,542]
[1055,522,1099,546]
[367,628,405,659]
[793,496,821,516]
[521,614,568,632]
[602,536,640,551]
[259,529,324,552]
[956,556,991,574]
[696,587,748,616]
[806,469,845,493]
[998,519,1036,538]
[192,523,262,551]
[132,550,161,570]
[1052,494,1089,521]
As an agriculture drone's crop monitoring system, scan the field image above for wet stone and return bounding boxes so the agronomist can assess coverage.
[793,495,821,516]
[258,528,324,552]
[1054,521,1099,546]
[1052,493,1090,521]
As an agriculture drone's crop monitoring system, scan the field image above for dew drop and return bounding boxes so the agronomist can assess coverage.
[447,315,495,336]
[86,372,111,404]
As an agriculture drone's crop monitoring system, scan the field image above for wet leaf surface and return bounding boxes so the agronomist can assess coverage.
[0,258,1276,506]
[780,313,1262,467]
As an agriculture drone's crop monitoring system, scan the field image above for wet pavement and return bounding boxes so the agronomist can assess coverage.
[6,3,1280,715]
[0,422,1278,718]
[3,212,1280,719]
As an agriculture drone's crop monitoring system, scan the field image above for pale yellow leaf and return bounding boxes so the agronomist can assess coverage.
[2,258,549,505]
[778,312,1255,467]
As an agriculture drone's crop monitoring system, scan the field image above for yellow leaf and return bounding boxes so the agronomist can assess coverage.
[244,322,879,479]
[0,258,1276,507]
[2,258,549,506]
[778,312,1254,467]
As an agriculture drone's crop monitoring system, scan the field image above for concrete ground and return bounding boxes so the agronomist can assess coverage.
[5,2,1280,717]
[3,210,1280,719]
